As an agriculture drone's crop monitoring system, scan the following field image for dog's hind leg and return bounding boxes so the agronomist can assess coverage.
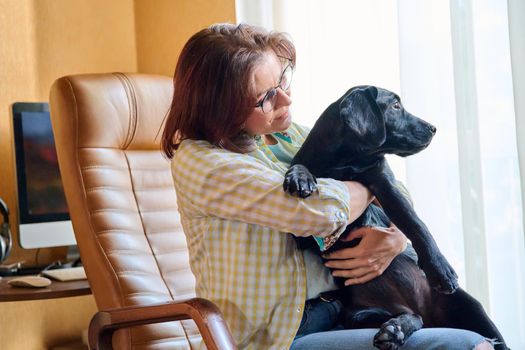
[437,289,509,350]
[340,307,393,329]
[340,307,423,350]
[373,313,423,350]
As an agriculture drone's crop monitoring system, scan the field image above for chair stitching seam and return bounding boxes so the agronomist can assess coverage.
[106,248,188,255]
[97,229,182,236]
[129,208,178,214]
[85,186,174,192]
[82,166,169,172]
[134,187,176,191]
[116,270,166,276]
[81,165,128,170]
[96,229,142,234]
[114,72,138,149]
[90,208,137,214]
[122,150,177,302]
[85,186,131,192]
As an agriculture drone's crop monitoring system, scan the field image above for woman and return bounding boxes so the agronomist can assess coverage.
[162,23,493,350]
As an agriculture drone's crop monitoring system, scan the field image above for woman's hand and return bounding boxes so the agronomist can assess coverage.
[322,225,407,286]
[343,181,375,223]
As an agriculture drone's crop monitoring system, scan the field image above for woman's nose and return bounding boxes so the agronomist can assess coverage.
[275,87,292,108]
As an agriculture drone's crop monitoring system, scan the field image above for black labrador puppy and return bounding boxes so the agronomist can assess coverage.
[283,86,508,350]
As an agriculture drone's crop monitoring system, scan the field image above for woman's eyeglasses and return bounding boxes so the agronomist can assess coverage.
[254,64,294,114]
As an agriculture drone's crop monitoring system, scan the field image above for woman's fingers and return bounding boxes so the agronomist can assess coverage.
[328,255,395,285]
[325,257,378,270]
[322,245,372,260]
[322,224,407,285]
[330,258,385,278]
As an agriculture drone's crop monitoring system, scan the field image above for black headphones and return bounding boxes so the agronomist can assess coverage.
[0,198,12,262]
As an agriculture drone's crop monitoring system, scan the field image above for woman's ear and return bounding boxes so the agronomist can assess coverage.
[339,86,385,152]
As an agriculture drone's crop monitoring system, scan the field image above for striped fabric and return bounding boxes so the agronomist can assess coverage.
[171,123,350,349]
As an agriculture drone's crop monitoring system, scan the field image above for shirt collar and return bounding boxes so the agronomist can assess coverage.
[254,131,293,146]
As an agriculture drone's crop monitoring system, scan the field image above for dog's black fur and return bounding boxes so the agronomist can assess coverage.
[283,86,508,350]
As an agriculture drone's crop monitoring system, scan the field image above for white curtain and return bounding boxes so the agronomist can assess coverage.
[399,2,525,348]
[236,0,525,348]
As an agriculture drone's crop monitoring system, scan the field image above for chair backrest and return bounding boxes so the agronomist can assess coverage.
[50,73,201,349]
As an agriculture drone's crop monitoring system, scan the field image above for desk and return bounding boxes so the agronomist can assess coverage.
[0,276,91,302]
[0,277,95,350]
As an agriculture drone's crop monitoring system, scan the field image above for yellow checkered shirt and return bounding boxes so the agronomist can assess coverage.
[171,123,350,349]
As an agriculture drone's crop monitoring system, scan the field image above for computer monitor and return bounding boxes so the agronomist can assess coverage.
[12,102,76,249]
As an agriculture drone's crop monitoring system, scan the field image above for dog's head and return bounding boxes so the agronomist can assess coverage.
[338,85,436,157]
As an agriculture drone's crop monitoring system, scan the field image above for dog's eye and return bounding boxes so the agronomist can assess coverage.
[392,102,402,110]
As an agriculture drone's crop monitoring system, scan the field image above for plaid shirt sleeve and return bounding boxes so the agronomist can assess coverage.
[173,139,351,240]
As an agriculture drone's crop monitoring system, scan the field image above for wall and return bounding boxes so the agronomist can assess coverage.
[0,0,138,266]
[134,0,236,76]
[0,0,40,265]
[0,0,235,348]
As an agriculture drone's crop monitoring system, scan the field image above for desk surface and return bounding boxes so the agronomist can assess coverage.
[0,277,91,302]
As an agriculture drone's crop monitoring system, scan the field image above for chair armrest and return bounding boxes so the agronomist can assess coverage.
[88,297,237,350]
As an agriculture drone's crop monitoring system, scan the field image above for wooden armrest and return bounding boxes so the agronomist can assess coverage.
[88,297,237,350]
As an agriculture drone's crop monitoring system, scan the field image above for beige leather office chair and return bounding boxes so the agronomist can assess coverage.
[49,73,236,350]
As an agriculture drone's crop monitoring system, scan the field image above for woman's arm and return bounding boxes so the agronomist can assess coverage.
[172,140,361,240]
[343,181,375,223]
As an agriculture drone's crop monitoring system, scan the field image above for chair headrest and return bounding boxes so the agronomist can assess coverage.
[50,72,173,151]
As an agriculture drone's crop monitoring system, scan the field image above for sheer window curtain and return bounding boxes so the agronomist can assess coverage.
[236,0,525,348]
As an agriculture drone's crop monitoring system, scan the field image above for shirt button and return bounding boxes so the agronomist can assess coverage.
[296,307,301,313]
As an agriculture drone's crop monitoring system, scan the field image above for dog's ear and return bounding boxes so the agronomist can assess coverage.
[339,86,386,151]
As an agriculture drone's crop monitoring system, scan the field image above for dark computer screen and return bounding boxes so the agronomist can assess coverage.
[12,103,70,224]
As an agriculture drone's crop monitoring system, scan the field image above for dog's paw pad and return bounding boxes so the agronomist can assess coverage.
[374,321,405,350]
[283,164,317,198]
[435,283,458,295]
[422,256,459,294]
[435,272,459,294]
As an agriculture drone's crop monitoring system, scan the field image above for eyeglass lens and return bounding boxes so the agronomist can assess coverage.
[261,65,293,113]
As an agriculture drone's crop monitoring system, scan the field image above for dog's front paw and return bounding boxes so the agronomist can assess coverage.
[283,164,317,198]
[374,320,406,350]
[421,253,459,294]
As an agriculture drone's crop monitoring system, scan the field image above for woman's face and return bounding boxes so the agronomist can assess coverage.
[244,51,293,136]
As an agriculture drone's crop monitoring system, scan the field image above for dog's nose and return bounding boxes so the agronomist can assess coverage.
[428,125,437,134]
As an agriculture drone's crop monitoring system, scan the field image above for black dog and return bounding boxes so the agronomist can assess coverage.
[283,86,508,350]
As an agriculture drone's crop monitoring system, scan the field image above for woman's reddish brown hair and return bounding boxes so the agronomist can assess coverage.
[161,23,296,158]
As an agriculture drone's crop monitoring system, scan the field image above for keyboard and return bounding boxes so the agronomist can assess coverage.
[41,266,87,281]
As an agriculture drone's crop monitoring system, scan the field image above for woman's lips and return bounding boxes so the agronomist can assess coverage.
[275,111,289,120]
